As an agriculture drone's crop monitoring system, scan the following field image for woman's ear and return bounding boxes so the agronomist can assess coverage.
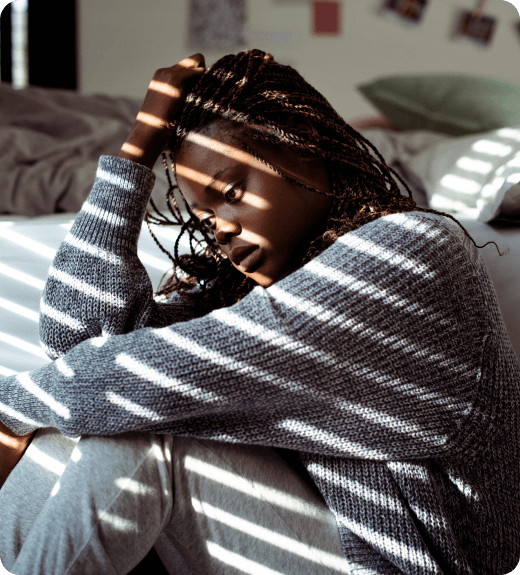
[285,114,319,136]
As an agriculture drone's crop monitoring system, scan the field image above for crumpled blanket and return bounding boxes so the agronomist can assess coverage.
[0,83,169,215]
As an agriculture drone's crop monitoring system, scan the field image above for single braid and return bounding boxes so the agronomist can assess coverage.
[147,49,503,311]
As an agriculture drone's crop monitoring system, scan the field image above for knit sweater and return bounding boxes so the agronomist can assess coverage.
[1,156,519,574]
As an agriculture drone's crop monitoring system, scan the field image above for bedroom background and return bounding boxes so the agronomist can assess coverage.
[19,0,520,119]
[0,2,519,574]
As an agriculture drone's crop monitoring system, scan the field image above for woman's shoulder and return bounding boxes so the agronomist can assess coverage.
[381,209,481,265]
[335,210,473,256]
[314,210,484,287]
[369,209,465,237]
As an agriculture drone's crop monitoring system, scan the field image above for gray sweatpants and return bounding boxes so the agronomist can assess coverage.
[0,428,347,575]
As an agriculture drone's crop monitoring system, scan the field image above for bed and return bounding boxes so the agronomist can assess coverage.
[1,75,519,378]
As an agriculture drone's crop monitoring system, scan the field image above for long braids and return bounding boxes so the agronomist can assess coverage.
[146,49,500,311]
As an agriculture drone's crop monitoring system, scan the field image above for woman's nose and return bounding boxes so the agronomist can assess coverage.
[214,217,241,245]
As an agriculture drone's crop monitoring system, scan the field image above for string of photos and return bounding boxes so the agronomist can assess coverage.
[187,0,519,49]
[382,0,519,47]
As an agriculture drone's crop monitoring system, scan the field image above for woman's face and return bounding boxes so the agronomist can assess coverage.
[175,120,332,287]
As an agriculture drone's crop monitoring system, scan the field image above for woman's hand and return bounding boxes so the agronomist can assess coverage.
[0,420,35,488]
[118,53,206,170]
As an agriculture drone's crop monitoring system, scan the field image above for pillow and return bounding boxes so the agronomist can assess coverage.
[357,75,520,136]
[407,126,520,222]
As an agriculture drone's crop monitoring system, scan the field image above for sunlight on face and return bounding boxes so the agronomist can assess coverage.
[175,121,332,287]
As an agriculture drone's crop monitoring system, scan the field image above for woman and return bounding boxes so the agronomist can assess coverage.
[0,50,519,574]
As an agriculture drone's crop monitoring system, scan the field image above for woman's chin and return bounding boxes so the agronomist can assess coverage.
[248,272,275,288]
[240,254,299,288]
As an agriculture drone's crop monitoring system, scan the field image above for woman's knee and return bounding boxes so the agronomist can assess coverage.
[5,432,176,575]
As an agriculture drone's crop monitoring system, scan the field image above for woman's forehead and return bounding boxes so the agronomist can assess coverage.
[175,136,245,210]
[182,130,250,165]
[177,125,276,184]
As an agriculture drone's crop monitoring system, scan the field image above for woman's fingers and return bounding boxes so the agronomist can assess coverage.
[117,54,206,169]
[177,53,206,70]
[147,54,206,115]
[142,60,204,128]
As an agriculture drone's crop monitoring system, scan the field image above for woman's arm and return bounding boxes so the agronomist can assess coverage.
[39,55,206,360]
[3,212,509,461]
[39,156,199,359]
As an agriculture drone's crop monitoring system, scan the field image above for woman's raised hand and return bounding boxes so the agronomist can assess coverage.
[118,53,206,169]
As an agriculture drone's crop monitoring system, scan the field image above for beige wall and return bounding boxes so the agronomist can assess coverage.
[78,0,519,121]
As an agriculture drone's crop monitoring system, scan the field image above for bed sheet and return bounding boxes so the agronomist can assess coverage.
[0,214,518,379]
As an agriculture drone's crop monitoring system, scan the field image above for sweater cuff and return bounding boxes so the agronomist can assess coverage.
[68,156,156,257]
[0,373,49,435]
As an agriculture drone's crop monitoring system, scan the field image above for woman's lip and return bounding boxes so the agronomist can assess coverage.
[236,246,262,272]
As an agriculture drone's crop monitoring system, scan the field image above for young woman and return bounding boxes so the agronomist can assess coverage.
[0,50,519,575]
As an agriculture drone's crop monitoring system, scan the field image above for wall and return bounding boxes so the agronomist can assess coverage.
[78,0,520,121]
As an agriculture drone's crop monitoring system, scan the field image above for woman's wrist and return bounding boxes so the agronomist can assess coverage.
[0,421,35,488]
[117,124,169,170]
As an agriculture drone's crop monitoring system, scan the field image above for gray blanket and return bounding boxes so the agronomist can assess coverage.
[0,83,169,215]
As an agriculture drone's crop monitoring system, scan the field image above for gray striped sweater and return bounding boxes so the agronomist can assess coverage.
[1,156,519,573]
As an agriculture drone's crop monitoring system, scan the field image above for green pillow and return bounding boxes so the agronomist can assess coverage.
[358,75,520,136]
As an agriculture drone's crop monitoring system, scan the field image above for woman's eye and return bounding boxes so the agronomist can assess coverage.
[224,187,242,202]
[200,215,215,230]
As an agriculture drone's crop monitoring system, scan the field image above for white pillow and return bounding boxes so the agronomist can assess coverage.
[407,126,520,222]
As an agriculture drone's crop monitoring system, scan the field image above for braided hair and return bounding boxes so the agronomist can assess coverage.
[146,49,499,312]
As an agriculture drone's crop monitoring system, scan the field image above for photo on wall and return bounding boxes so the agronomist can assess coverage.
[189,0,247,49]
[312,1,342,36]
[382,0,428,25]
[454,9,496,47]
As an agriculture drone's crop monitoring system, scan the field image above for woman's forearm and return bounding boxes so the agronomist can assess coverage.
[39,155,200,360]
[39,156,159,359]
[39,55,206,359]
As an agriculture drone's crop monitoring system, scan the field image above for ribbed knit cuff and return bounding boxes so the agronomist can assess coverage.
[0,372,48,434]
[68,155,156,257]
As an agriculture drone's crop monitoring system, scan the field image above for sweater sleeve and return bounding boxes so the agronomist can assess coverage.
[0,208,497,461]
[39,155,200,361]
